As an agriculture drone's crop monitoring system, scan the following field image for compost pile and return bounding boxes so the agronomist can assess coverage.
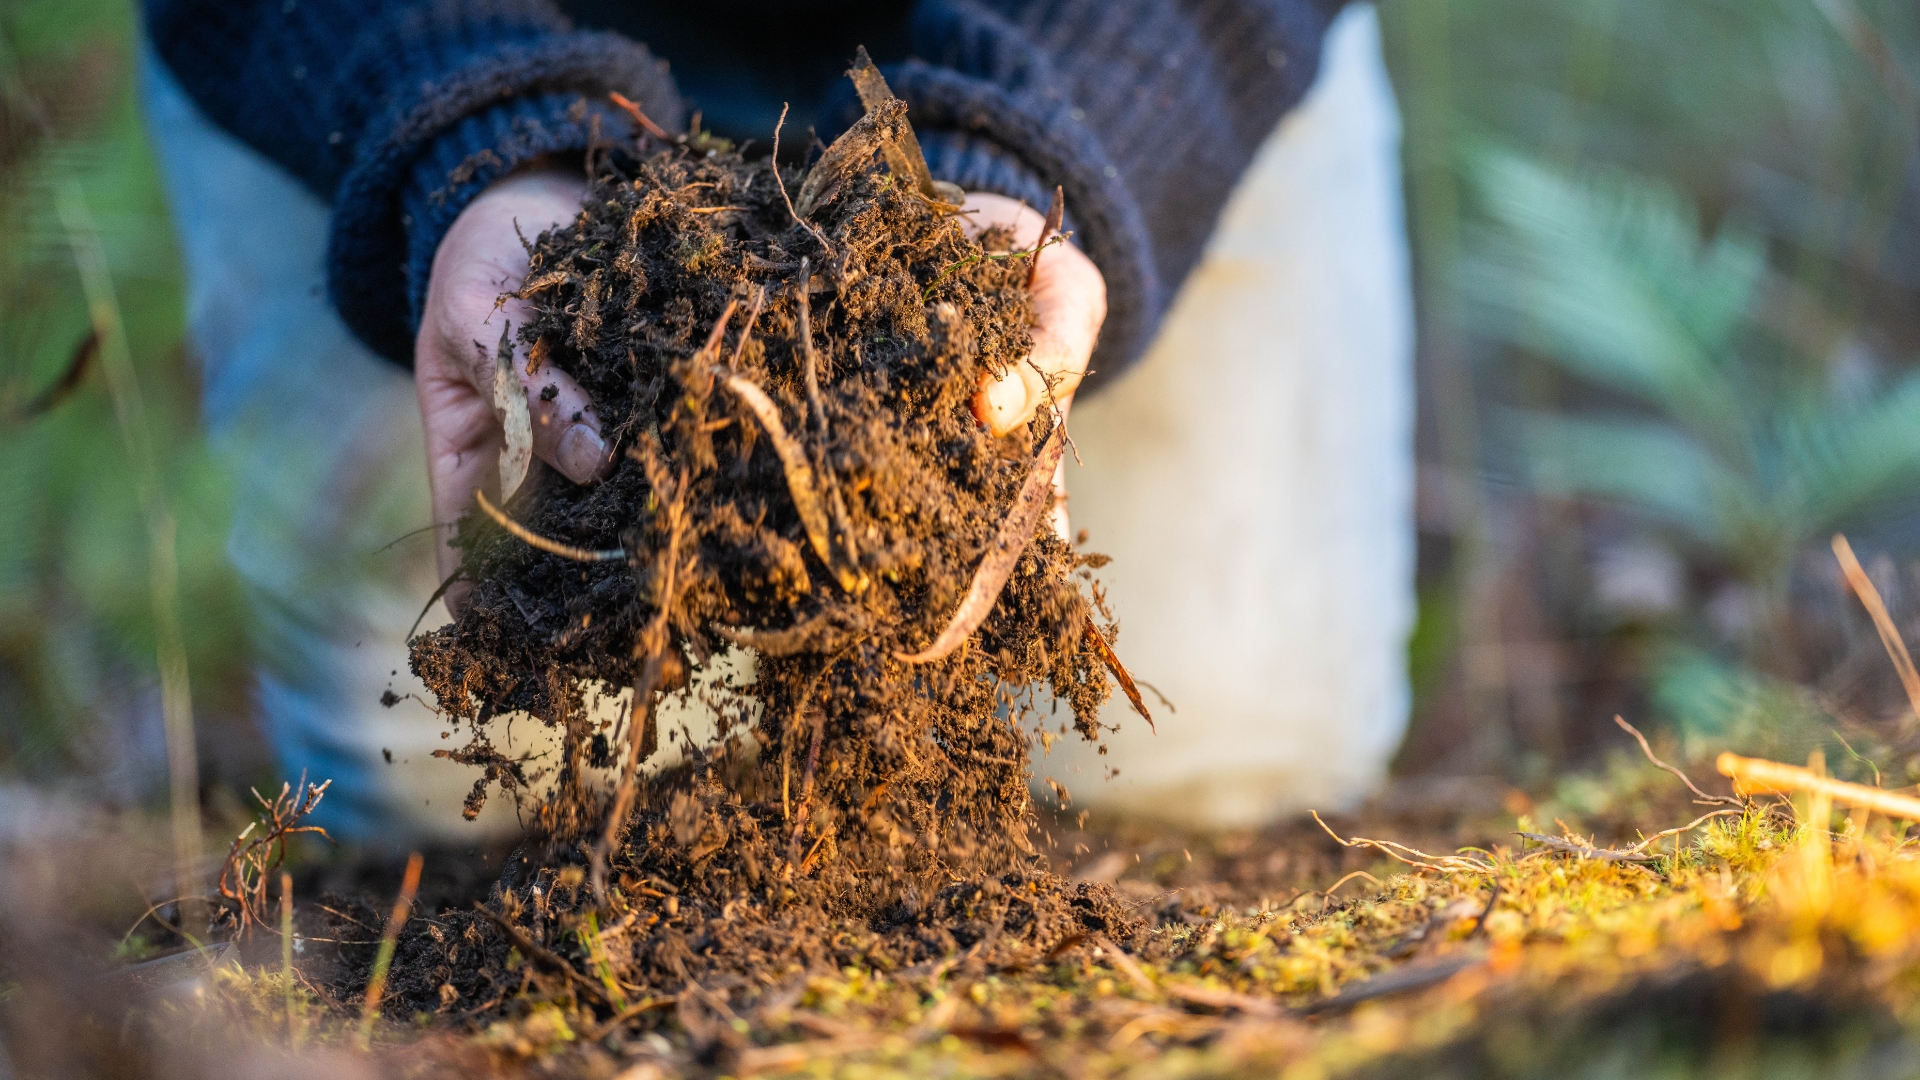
[397,82,1145,1029]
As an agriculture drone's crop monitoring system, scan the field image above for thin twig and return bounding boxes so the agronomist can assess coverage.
[786,710,827,869]
[1515,832,1660,865]
[1025,185,1065,291]
[1319,870,1382,909]
[1091,934,1158,998]
[473,489,627,562]
[1613,715,1740,806]
[607,91,669,140]
[770,102,832,252]
[1833,533,1920,725]
[1310,811,1492,874]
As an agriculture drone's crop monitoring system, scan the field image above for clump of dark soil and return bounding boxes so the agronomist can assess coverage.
[398,90,1142,1030]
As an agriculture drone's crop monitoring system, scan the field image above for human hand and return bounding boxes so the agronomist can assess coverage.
[416,169,610,616]
[956,192,1106,537]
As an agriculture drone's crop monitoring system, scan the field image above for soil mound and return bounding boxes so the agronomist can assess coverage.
[399,82,1145,1027]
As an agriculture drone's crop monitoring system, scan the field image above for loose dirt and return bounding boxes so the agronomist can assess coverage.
[396,86,1142,1031]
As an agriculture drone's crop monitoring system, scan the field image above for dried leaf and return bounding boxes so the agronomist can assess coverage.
[492,328,533,500]
[899,426,1066,663]
[1084,619,1154,732]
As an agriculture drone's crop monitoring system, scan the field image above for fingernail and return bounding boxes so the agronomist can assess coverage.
[984,374,1030,434]
[557,424,608,484]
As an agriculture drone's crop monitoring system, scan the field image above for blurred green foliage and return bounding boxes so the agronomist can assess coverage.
[0,0,247,779]
[1382,0,1920,762]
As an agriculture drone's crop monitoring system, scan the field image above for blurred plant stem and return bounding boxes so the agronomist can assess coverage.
[56,182,202,913]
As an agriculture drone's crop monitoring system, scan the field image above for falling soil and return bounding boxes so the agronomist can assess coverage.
[398,92,1143,1030]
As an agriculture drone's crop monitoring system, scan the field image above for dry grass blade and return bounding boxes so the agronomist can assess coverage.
[1613,715,1740,805]
[473,489,627,562]
[1083,618,1153,732]
[1833,533,1920,724]
[732,1034,885,1077]
[357,851,423,1047]
[716,371,866,593]
[607,91,670,140]
[898,427,1066,663]
[1310,810,1492,874]
[1718,753,1920,820]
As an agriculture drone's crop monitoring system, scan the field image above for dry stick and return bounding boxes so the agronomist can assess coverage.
[1319,869,1383,909]
[1091,934,1159,998]
[607,91,669,140]
[1613,715,1741,806]
[1025,185,1066,291]
[1832,533,1920,724]
[898,425,1068,663]
[770,102,833,253]
[356,852,424,1048]
[1616,809,1746,855]
[473,489,628,562]
[1719,752,1920,820]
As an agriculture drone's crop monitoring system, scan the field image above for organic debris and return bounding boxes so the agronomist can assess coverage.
[400,69,1139,1040]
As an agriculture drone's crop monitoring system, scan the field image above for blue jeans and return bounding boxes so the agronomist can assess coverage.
[141,54,537,843]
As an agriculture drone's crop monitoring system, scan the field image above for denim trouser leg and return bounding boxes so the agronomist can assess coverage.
[139,53,541,844]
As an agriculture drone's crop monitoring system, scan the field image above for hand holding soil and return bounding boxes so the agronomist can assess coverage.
[414,168,612,616]
[958,192,1106,436]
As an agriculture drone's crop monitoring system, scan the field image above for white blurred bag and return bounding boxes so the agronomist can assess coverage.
[1039,6,1415,826]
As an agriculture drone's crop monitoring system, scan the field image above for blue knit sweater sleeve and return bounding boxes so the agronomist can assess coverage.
[895,0,1340,385]
[148,0,1339,376]
[145,0,685,364]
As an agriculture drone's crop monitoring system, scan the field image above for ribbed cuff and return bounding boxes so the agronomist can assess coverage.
[326,32,682,366]
[397,94,632,341]
[884,62,1159,392]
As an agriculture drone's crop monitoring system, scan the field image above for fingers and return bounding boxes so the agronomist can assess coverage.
[957,192,1107,437]
[415,169,594,614]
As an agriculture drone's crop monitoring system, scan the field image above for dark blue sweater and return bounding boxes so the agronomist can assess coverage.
[145,0,1344,387]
